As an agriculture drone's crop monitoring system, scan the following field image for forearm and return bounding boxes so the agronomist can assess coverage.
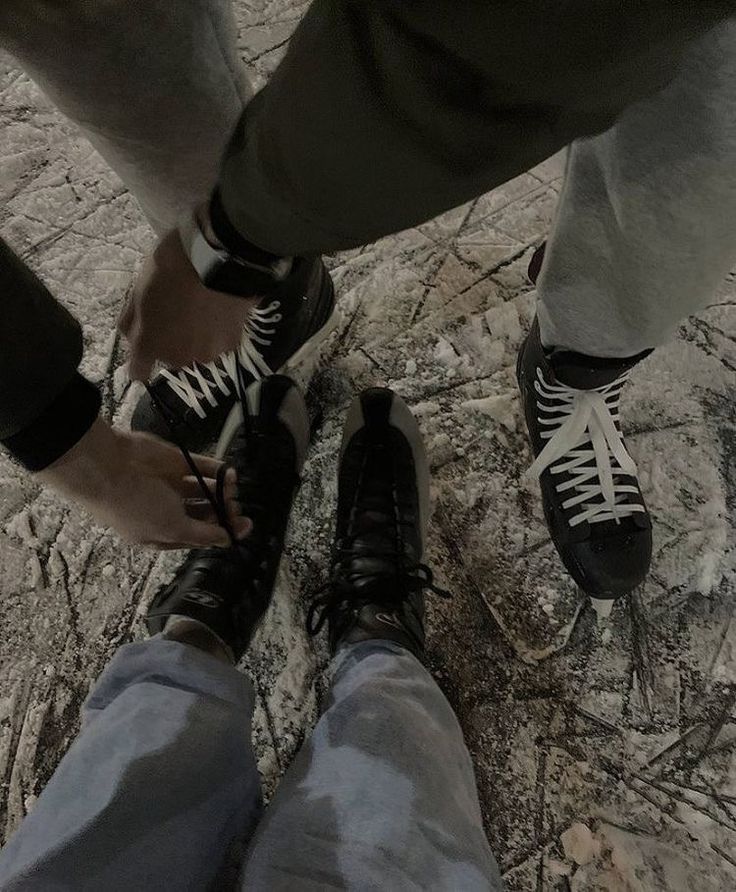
[0,238,100,470]
[35,416,116,499]
[212,0,736,256]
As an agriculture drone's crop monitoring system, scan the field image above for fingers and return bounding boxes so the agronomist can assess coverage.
[137,508,251,550]
[127,346,155,383]
[130,434,231,487]
[162,448,229,482]
[130,432,226,476]
[175,517,246,549]
[184,495,251,539]
[184,500,226,522]
[180,473,236,502]
[179,466,251,544]
[191,454,231,480]
[118,290,152,381]
[184,496,243,524]
[118,293,135,337]
[230,516,252,540]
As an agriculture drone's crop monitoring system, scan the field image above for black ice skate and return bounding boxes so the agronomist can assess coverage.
[147,376,309,661]
[517,315,652,617]
[132,257,336,454]
[307,388,449,660]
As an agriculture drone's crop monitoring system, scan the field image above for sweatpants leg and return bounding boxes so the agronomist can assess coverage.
[240,641,500,892]
[0,0,252,234]
[0,639,262,891]
[537,18,736,358]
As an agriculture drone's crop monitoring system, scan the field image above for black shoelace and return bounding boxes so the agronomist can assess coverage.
[306,548,451,638]
[307,440,451,638]
[147,367,449,635]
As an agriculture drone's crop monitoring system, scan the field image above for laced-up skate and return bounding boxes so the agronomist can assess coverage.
[132,256,336,453]
[517,316,652,615]
[307,388,450,660]
[146,375,309,661]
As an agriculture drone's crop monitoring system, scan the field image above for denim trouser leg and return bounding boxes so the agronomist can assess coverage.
[241,641,501,892]
[0,640,501,891]
[0,639,262,890]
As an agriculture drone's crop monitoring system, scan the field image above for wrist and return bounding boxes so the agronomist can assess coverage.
[178,194,293,298]
[2,372,102,472]
[37,416,122,504]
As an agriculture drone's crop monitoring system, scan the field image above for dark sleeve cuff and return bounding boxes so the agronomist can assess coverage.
[1,373,101,472]
[209,187,290,267]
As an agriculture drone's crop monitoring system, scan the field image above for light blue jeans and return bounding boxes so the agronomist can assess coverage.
[0,638,500,891]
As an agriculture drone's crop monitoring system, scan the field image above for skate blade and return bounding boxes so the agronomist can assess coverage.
[589,597,615,622]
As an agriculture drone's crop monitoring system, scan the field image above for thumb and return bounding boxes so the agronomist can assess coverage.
[118,294,136,336]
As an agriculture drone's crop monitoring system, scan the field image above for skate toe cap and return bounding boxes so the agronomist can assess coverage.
[568,527,653,598]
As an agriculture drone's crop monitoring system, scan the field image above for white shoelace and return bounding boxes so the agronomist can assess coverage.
[528,367,646,527]
[161,300,283,418]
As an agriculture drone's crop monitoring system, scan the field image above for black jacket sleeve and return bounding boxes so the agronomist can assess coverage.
[0,237,100,471]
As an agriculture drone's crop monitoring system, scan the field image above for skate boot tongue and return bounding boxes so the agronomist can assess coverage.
[337,502,416,594]
[548,348,650,390]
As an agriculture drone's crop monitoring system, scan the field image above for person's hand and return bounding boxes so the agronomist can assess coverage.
[38,417,251,549]
[119,228,257,381]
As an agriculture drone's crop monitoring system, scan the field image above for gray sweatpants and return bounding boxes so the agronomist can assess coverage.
[2,4,735,362]
[0,638,500,890]
[537,19,736,357]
